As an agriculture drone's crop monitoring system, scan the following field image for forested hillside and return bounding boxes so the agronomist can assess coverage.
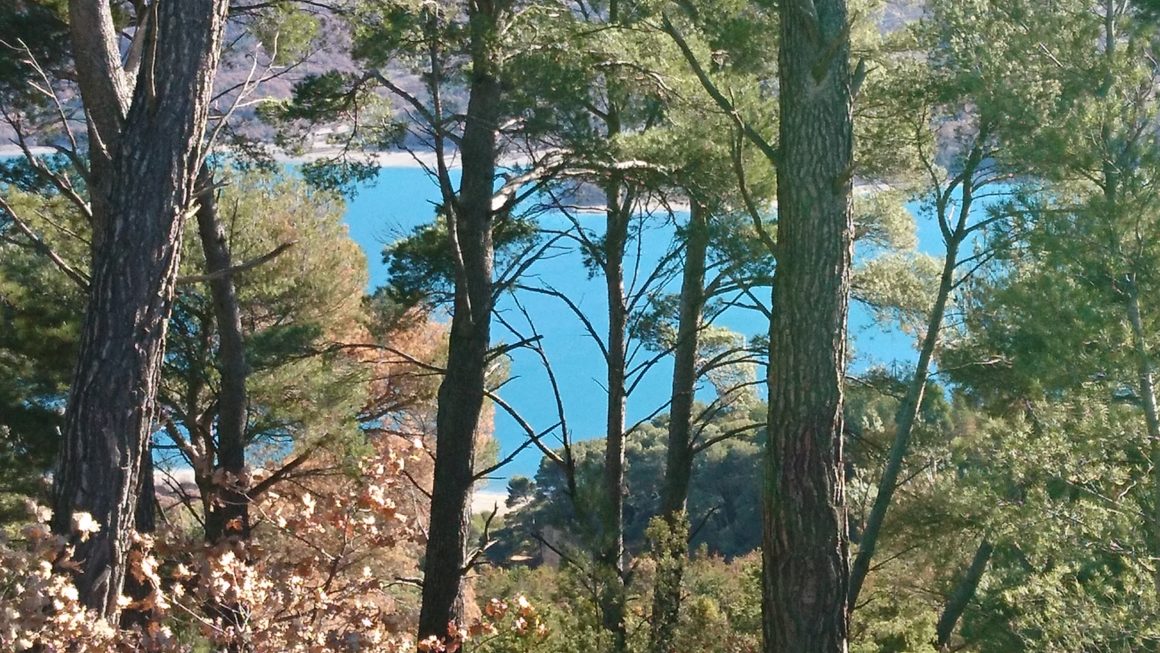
[1,0,1159,652]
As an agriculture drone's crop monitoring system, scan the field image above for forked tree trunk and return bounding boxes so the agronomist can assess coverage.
[417,0,501,639]
[763,0,854,650]
[50,0,229,618]
[649,201,709,653]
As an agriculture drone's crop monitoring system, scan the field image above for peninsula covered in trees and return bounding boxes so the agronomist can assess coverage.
[2,0,1160,651]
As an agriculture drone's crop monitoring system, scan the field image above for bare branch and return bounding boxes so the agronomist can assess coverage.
[249,440,326,499]
[483,389,566,468]
[691,421,764,454]
[177,240,296,284]
[660,13,779,166]
[0,196,90,288]
[515,283,610,362]
[731,129,777,256]
[463,504,501,574]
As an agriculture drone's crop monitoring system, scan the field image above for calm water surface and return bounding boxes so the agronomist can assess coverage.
[343,165,933,483]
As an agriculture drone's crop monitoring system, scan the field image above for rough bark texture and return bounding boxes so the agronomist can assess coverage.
[66,0,129,230]
[120,443,158,630]
[763,0,854,650]
[50,0,229,618]
[649,201,709,653]
[848,148,982,607]
[416,0,500,639]
[196,168,252,544]
[934,539,993,649]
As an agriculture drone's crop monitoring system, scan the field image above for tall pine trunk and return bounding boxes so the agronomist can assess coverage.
[417,0,500,639]
[649,201,709,653]
[763,0,854,650]
[50,0,228,618]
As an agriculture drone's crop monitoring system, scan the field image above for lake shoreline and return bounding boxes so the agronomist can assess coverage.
[2,143,894,218]
[0,144,441,168]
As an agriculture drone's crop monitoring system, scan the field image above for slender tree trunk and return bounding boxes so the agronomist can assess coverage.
[848,158,981,606]
[847,243,956,605]
[934,539,993,650]
[595,8,632,636]
[417,0,500,639]
[1125,283,1160,594]
[195,168,251,544]
[50,0,228,618]
[1092,4,1158,590]
[600,174,630,653]
[763,1,854,650]
[195,168,252,651]
[649,201,710,653]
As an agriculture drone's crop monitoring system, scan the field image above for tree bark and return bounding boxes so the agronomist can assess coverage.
[649,201,709,653]
[934,538,993,650]
[194,167,252,651]
[763,1,854,650]
[600,172,631,653]
[120,441,158,630]
[50,0,229,618]
[66,0,129,231]
[196,167,252,544]
[595,3,632,637]
[416,0,501,639]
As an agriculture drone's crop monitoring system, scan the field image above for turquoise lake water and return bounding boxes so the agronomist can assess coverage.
[343,165,940,483]
[0,153,962,487]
